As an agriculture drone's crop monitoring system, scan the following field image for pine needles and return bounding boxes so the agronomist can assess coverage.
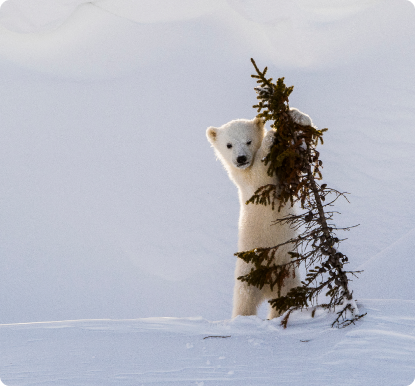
[235,59,366,328]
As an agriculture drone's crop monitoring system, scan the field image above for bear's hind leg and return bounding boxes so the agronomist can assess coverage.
[232,282,263,318]
[266,269,301,319]
[267,304,281,320]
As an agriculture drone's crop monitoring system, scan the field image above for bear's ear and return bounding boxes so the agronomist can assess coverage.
[206,127,218,143]
[253,117,265,130]
[253,117,266,136]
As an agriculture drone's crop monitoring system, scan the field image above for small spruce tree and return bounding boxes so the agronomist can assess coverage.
[235,59,366,328]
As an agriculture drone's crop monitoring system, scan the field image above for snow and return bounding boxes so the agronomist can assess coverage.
[1,300,415,385]
[0,0,414,384]
[355,228,415,300]
[0,0,227,33]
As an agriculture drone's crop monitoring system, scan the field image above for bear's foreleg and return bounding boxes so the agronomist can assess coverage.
[288,107,314,127]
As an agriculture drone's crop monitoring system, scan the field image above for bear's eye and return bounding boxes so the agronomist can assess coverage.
[227,143,232,149]
[246,140,252,145]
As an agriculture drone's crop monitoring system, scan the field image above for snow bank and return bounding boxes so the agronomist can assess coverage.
[2,1,414,70]
[96,0,226,24]
[0,0,227,33]
[0,0,413,324]
[0,0,88,33]
[355,228,415,300]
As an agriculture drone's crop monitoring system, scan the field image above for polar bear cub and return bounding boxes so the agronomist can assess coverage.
[206,108,313,319]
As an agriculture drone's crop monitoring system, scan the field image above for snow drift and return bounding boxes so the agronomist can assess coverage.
[0,0,413,325]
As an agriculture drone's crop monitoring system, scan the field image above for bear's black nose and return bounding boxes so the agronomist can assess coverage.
[237,156,247,164]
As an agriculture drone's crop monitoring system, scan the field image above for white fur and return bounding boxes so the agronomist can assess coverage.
[289,107,314,127]
[207,108,313,319]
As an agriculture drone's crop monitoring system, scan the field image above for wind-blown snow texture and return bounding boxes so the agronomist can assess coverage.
[0,0,414,384]
[1,300,415,385]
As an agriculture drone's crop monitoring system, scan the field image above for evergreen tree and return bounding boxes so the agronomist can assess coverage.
[235,59,366,328]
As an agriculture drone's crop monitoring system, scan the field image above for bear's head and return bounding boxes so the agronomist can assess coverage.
[206,117,265,170]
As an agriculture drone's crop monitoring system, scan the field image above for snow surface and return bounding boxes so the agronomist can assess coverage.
[1,300,415,385]
[0,0,414,384]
